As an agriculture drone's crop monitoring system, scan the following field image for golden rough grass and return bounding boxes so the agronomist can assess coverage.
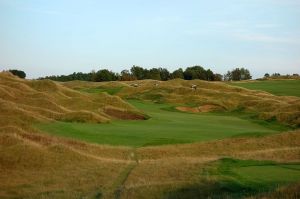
[0,72,146,126]
[0,72,149,198]
[0,140,129,198]
[1,126,300,198]
[63,78,300,126]
[1,73,300,198]
[137,130,300,161]
[0,127,135,199]
[116,79,300,126]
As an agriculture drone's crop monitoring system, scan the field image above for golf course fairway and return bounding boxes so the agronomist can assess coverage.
[35,101,289,147]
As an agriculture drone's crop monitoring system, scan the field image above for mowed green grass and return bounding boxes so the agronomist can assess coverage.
[234,164,300,184]
[35,101,288,147]
[209,159,300,194]
[166,159,300,198]
[231,80,300,97]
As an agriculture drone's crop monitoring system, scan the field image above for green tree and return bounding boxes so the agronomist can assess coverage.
[148,68,161,80]
[224,71,232,81]
[213,73,223,81]
[206,69,214,81]
[120,70,136,81]
[240,68,252,80]
[184,66,207,80]
[131,65,146,80]
[224,68,252,81]
[264,73,270,78]
[171,68,184,79]
[159,68,170,81]
[272,73,281,77]
[231,68,241,81]
[9,69,26,79]
[92,69,117,82]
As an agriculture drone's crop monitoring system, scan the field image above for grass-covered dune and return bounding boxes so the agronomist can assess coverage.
[1,73,300,198]
[1,125,300,198]
[0,72,146,128]
[64,78,300,127]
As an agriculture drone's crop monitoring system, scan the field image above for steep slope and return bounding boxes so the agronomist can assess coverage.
[1,74,300,198]
[0,72,146,198]
[63,79,300,126]
[114,79,300,126]
[0,72,146,129]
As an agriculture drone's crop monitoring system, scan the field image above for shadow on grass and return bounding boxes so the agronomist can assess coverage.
[164,158,300,199]
[164,181,256,199]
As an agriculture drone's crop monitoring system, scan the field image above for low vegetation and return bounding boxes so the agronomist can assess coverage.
[164,158,300,199]
[8,69,26,79]
[101,79,300,127]
[1,71,300,198]
[0,72,146,127]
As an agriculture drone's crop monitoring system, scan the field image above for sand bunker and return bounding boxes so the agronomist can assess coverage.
[176,104,224,113]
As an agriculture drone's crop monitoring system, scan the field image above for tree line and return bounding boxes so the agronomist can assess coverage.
[38,65,253,82]
[5,67,299,82]
[263,73,299,79]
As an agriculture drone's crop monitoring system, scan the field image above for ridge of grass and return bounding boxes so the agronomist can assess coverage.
[75,86,123,95]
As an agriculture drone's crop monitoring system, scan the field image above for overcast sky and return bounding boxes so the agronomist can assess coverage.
[0,0,299,79]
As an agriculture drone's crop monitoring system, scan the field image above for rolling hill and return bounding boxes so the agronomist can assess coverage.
[64,78,300,127]
[1,72,300,198]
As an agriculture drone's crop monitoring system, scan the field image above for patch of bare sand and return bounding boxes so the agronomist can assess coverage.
[176,104,224,113]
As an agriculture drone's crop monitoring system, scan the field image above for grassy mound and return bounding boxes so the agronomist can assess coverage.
[1,74,300,198]
[113,131,300,199]
[63,79,300,127]
[0,72,146,128]
[0,129,131,199]
[1,125,299,198]
[116,79,300,127]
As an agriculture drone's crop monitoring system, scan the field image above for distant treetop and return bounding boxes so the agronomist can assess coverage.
[9,69,26,79]
[224,68,252,81]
